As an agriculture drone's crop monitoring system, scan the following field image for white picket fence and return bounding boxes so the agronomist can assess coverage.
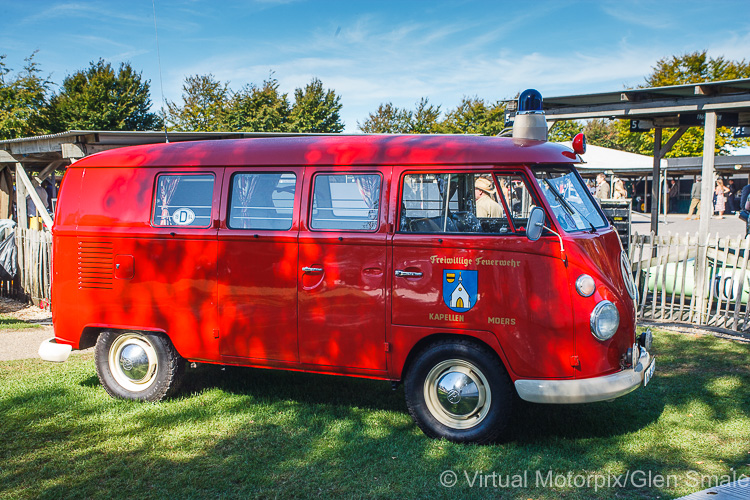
[630,231,750,331]
[15,227,53,308]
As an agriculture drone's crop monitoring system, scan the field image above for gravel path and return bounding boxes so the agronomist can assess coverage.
[0,326,55,361]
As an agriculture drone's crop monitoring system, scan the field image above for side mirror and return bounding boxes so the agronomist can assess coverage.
[526,206,545,242]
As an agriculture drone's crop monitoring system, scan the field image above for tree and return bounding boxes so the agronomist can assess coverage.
[49,59,161,132]
[440,97,505,136]
[0,52,52,139]
[165,74,229,132]
[226,76,291,132]
[548,120,583,143]
[408,98,442,134]
[357,99,441,134]
[289,78,344,133]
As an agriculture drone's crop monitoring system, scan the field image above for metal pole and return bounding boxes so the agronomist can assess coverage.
[650,127,662,235]
[695,111,718,324]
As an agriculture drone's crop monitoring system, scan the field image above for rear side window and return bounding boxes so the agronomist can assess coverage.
[310,174,381,231]
[228,173,296,230]
[152,174,214,227]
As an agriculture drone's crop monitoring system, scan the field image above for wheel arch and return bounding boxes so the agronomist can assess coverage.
[398,332,514,384]
[79,325,171,351]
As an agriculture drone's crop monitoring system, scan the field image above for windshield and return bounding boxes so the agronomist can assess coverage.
[533,166,608,232]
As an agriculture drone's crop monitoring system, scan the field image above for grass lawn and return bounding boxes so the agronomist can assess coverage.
[1,328,749,499]
[0,314,42,330]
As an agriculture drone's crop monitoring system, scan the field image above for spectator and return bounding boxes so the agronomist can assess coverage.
[595,173,610,199]
[685,176,702,220]
[668,179,678,213]
[727,179,737,214]
[714,179,730,219]
[613,178,628,199]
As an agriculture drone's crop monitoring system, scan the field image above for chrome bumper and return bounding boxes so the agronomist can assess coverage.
[39,337,72,362]
[514,348,653,404]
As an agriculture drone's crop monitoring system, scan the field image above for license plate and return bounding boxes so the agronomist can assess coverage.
[644,358,656,387]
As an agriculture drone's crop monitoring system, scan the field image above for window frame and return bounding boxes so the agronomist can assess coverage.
[226,171,298,231]
[308,172,384,233]
[396,169,542,236]
[150,172,216,229]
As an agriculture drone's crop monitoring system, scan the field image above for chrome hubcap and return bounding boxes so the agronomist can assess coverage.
[436,371,480,417]
[119,344,150,382]
[108,333,159,392]
[424,359,491,430]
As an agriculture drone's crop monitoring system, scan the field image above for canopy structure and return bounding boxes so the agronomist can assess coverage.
[526,78,750,238]
[531,78,750,316]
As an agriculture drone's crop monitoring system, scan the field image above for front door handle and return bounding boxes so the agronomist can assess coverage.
[302,266,324,273]
[395,270,423,278]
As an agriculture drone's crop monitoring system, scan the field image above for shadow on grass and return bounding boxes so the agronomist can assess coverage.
[1,330,748,499]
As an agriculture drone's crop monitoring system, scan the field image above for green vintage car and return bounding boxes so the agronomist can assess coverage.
[644,254,750,304]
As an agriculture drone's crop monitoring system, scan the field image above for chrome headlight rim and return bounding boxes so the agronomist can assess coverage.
[590,300,620,341]
[620,251,636,299]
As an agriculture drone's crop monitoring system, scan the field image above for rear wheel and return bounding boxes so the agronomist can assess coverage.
[404,340,513,443]
[95,331,185,401]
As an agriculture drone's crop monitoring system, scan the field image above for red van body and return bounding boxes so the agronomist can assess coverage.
[44,133,654,443]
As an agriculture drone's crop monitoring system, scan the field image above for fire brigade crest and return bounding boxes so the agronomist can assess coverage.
[442,270,478,313]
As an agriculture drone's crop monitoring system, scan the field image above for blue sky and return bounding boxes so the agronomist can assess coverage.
[2,1,749,132]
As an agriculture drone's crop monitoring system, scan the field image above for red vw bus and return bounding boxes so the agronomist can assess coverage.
[41,91,654,443]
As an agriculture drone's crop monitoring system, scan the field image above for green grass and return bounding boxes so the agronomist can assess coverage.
[1,329,749,499]
[0,314,42,330]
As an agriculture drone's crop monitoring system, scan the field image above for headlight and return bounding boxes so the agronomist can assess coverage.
[621,251,636,299]
[590,300,620,341]
[576,274,596,297]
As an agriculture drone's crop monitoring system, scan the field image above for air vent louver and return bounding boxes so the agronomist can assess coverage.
[78,240,114,289]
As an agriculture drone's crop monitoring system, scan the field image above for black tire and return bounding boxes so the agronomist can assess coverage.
[95,330,185,401]
[404,339,513,444]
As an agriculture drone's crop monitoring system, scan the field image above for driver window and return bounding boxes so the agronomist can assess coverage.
[399,172,514,234]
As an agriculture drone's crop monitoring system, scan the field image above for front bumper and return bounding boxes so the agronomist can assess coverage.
[39,337,72,362]
[514,347,653,404]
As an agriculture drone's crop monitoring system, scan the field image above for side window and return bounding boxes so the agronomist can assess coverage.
[400,172,511,234]
[310,174,381,231]
[152,174,214,227]
[228,173,296,230]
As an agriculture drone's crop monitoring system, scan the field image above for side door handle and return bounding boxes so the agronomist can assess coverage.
[302,266,324,273]
[395,270,423,278]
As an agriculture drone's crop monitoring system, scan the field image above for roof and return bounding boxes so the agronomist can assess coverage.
[562,143,665,173]
[522,78,750,125]
[72,134,581,168]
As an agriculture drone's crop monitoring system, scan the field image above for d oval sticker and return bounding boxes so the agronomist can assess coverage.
[171,208,196,226]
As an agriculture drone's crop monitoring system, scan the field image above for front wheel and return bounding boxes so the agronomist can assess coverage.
[404,340,513,443]
[95,330,185,401]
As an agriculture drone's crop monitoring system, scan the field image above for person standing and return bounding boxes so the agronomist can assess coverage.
[613,178,628,199]
[727,179,737,214]
[685,175,702,220]
[595,173,610,199]
[668,179,678,213]
[714,179,730,218]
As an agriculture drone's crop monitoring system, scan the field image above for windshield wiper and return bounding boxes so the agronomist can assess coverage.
[543,179,596,233]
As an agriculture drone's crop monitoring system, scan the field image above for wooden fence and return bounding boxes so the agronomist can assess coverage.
[630,231,750,331]
[14,227,52,308]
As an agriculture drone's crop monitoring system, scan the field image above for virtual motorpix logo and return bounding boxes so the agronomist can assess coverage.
[439,469,750,492]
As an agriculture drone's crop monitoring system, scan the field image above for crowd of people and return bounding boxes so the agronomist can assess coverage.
[589,173,748,219]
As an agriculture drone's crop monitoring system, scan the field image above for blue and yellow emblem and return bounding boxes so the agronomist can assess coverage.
[443,270,478,312]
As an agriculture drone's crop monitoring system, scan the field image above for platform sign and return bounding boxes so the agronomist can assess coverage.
[630,119,653,132]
